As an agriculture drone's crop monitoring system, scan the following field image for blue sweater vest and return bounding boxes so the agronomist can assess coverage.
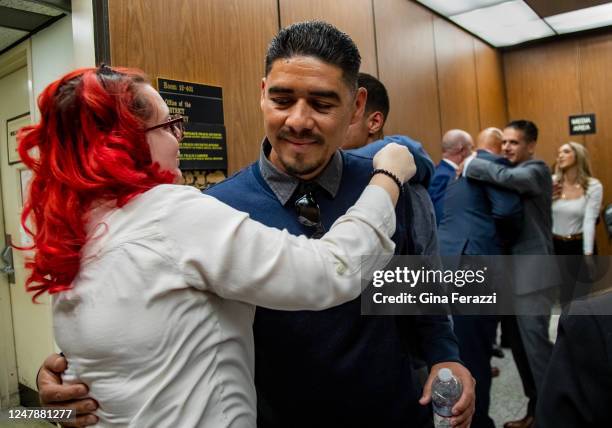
[205,151,458,427]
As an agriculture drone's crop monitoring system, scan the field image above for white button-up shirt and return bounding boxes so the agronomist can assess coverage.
[54,184,395,427]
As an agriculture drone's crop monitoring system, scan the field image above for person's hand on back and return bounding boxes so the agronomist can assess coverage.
[38,353,98,427]
[373,143,416,183]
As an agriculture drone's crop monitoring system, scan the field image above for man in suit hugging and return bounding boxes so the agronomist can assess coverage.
[463,120,554,428]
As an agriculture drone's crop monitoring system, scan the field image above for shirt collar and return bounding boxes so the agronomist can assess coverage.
[442,158,460,170]
[258,138,343,205]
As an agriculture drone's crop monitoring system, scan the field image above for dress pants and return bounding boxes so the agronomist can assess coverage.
[553,238,590,306]
[501,316,537,416]
[453,315,497,428]
[514,288,554,392]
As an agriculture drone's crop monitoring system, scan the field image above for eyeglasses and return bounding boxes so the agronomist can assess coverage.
[295,189,326,238]
[145,114,185,141]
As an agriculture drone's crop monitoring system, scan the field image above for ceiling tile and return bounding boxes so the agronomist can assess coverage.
[0,0,63,16]
[416,0,506,16]
[546,3,612,34]
[0,26,28,52]
[415,0,612,47]
[450,1,555,46]
[452,0,541,28]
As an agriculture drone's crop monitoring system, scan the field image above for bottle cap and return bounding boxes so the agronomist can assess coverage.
[438,368,453,382]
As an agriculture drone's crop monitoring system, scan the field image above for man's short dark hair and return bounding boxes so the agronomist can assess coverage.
[506,119,538,143]
[265,21,361,90]
[359,72,389,121]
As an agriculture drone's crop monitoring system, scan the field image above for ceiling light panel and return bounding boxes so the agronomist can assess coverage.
[545,3,612,34]
[450,1,555,46]
[462,19,555,47]
[416,0,507,16]
[453,1,539,27]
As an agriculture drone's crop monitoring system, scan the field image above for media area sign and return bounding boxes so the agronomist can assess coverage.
[569,114,596,135]
[158,78,227,170]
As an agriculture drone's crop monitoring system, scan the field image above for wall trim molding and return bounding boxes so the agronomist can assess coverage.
[92,0,111,65]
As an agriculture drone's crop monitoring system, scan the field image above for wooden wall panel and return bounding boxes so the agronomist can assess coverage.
[579,33,612,254]
[503,32,612,253]
[503,40,583,166]
[278,0,377,76]
[107,0,507,173]
[108,0,279,173]
[433,17,481,141]
[474,39,508,130]
[374,0,441,160]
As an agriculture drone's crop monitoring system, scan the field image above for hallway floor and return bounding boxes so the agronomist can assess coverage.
[490,314,560,426]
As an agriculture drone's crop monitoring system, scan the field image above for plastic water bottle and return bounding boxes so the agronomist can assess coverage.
[431,368,463,428]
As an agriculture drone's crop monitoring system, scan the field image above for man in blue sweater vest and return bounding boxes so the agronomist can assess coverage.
[206,22,474,428]
[35,21,474,428]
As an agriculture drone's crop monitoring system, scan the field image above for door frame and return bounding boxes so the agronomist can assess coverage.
[0,40,34,409]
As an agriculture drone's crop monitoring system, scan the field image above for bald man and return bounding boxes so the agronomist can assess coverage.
[438,127,523,428]
[477,127,503,153]
[428,129,474,225]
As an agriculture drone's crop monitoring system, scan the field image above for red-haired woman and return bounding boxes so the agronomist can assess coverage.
[19,65,413,426]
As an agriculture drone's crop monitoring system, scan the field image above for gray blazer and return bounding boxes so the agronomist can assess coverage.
[466,157,555,294]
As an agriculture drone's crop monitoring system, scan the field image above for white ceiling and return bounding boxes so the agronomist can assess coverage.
[416,0,612,47]
[0,0,68,54]
[0,0,63,16]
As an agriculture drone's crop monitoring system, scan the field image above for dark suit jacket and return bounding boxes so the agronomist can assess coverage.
[536,292,612,428]
[347,134,435,187]
[428,160,456,226]
[438,150,523,255]
[347,136,439,256]
[466,155,555,293]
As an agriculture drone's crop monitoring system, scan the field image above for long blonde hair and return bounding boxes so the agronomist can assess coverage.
[554,141,593,191]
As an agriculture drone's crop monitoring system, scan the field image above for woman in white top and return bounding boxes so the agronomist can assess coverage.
[18,66,415,427]
[552,141,603,304]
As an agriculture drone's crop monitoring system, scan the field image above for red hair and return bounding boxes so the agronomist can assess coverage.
[18,66,175,301]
